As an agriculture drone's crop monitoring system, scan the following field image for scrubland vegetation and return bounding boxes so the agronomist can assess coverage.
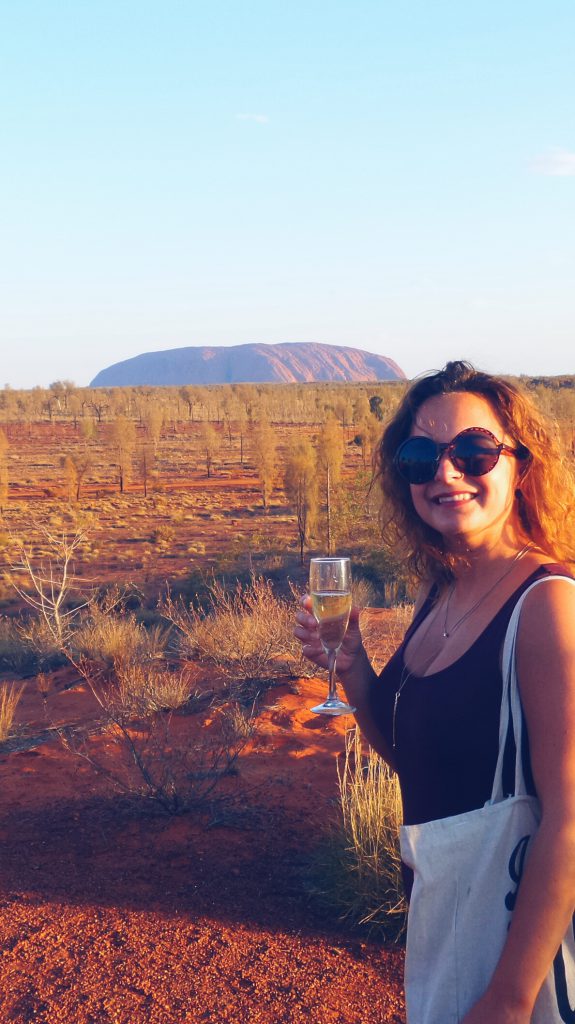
[0,374,573,938]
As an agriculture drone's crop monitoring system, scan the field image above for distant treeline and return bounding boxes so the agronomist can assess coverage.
[1,376,574,428]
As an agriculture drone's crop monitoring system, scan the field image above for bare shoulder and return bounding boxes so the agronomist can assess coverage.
[515,573,575,807]
[519,573,575,647]
[516,574,575,698]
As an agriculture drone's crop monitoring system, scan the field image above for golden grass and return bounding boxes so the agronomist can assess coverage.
[72,605,170,667]
[112,659,195,714]
[313,727,407,941]
[0,681,25,742]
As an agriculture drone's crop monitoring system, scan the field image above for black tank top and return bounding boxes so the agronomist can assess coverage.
[369,563,572,829]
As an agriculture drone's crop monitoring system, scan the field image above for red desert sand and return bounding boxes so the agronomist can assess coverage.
[0,661,405,1024]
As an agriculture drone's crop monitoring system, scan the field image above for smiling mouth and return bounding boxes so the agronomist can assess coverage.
[434,493,477,505]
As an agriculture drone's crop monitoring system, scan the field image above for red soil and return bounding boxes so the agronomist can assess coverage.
[0,667,406,1024]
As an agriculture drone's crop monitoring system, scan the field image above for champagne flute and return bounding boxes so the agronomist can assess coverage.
[309,556,356,716]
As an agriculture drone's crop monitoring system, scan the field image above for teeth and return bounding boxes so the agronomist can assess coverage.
[437,494,474,504]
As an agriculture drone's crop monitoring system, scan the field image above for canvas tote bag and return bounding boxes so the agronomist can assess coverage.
[399,575,575,1024]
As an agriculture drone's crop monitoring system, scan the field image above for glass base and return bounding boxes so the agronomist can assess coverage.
[310,699,357,717]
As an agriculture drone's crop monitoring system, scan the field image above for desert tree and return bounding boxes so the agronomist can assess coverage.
[143,402,164,452]
[284,439,318,563]
[49,380,76,414]
[250,412,277,511]
[334,395,354,440]
[316,414,345,555]
[179,385,196,422]
[80,416,97,443]
[353,391,372,427]
[110,415,136,493]
[67,393,83,429]
[0,427,8,515]
[61,452,92,503]
[41,388,59,422]
[138,442,157,497]
[354,413,383,471]
[0,387,18,422]
[198,422,219,478]
[89,393,109,424]
[221,392,237,445]
[236,400,248,466]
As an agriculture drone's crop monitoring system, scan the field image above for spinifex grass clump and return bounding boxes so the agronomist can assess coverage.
[72,602,170,668]
[0,681,25,742]
[317,727,407,941]
[111,658,195,715]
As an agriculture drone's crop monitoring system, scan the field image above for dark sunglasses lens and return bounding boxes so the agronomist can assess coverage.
[452,433,500,476]
[396,438,439,483]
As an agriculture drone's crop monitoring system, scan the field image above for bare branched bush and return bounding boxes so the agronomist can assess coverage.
[7,526,92,649]
[316,727,407,940]
[60,695,254,816]
[161,573,313,680]
[0,681,25,742]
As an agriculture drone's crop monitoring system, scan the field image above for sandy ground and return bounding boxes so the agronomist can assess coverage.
[0,667,405,1024]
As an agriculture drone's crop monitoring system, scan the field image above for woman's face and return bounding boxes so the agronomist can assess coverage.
[407,391,522,550]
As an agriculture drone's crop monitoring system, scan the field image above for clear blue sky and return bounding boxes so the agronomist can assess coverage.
[1,0,573,388]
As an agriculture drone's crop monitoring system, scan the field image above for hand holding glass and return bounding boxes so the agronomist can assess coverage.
[309,557,356,716]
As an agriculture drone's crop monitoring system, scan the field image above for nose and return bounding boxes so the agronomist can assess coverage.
[433,445,463,481]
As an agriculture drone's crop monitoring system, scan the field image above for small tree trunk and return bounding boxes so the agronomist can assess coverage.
[326,465,332,555]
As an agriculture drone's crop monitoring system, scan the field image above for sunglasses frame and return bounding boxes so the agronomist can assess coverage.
[394,426,529,485]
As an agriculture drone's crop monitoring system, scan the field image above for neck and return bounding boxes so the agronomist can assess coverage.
[446,530,530,580]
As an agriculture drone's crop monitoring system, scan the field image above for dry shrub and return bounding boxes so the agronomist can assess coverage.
[72,605,170,667]
[61,688,254,816]
[318,727,406,940]
[0,681,25,742]
[0,618,25,672]
[2,615,67,674]
[351,577,377,609]
[161,573,312,680]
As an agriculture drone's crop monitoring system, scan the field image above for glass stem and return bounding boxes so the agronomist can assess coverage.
[327,649,337,702]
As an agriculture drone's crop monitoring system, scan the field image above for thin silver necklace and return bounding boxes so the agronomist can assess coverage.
[392,543,532,751]
[441,542,531,639]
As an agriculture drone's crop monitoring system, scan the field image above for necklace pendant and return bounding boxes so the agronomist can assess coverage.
[442,629,449,639]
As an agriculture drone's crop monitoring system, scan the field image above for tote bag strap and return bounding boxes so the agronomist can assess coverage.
[491,575,575,803]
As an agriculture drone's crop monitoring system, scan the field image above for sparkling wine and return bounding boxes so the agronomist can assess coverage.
[311,590,352,651]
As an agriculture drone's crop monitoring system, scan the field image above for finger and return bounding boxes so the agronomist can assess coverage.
[293,625,314,641]
[295,611,317,629]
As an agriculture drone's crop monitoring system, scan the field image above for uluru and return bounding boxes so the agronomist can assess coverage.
[89,342,406,386]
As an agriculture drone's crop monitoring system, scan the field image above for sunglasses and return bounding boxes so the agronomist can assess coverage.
[394,427,530,485]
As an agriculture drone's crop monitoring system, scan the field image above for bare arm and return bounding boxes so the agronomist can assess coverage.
[463,577,575,1023]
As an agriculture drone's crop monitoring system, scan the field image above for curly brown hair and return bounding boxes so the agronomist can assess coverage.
[375,360,575,583]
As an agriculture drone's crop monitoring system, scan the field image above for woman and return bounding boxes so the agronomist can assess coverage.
[295,361,575,1022]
